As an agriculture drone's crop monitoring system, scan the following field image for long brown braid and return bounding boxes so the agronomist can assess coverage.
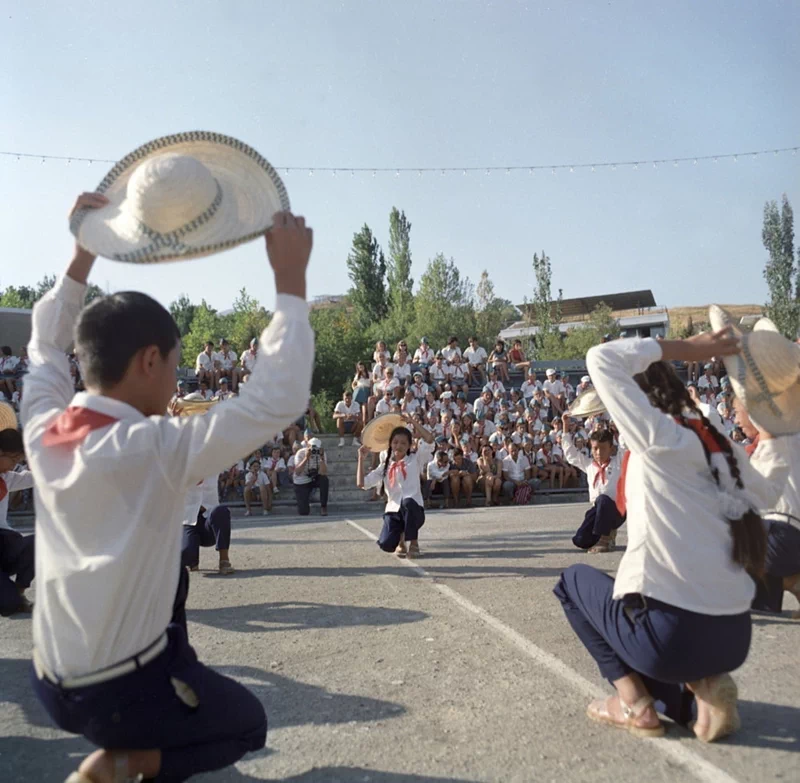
[634,361,766,577]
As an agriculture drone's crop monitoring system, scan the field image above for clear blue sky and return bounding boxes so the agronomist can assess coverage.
[1,1,798,312]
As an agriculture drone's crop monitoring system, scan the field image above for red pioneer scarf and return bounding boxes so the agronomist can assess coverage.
[42,407,119,450]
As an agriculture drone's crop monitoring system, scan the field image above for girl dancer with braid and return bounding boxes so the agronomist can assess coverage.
[554,332,790,742]
[356,416,434,559]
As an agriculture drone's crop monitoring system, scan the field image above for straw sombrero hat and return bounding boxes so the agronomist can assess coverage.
[709,305,777,338]
[567,389,606,418]
[70,131,290,264]
[0,402,18,431]
[709,305,800,435]
[361,414,408,453]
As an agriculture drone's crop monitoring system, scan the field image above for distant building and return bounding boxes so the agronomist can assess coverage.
[500,290,669,341]
[310,294,347,310]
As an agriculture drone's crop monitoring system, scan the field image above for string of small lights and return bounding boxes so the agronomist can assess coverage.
[0,144,797,177]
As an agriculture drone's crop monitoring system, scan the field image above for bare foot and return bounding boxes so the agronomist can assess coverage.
[688,674,740,742]
[76,748,161,782]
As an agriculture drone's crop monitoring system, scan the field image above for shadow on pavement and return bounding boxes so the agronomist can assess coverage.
[189,601,428,633]
[728,699,800,752]
[215,664,405,730]
[278,767,481,782]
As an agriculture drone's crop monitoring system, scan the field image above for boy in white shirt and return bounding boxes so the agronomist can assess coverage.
[697,363,719,394]
[483,369,506,398]
[543,368,566,414]
[401,389,421,416]
[24,194,313,782]
[413,337,434,376]
[244,460,272,516]
[410,372,428,401]
[441,336,462,363]
[429,354,450,390]
[576,375,592,396]
[393,351,412,387]
[425,450,452,508]
[375,390,394,416]
[463,336,488,385]
[212,376,236,401]
[239,338,258,381]
[0,428,35,615]
[501,441,538,502]
[214,338,239,391]
[0,346,20,400]
[448,354,469,396]
[195,341,215,389]
[520,370,542,401]
[263,446,289,491]
[333,390,363,446]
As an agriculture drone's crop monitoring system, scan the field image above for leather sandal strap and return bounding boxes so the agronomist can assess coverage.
[620,695,654,719]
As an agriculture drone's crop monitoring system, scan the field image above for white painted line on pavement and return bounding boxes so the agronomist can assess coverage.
[345,518,741,783]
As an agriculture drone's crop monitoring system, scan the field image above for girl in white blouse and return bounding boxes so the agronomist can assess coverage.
[357,417,434,559]
[554,331,789,743]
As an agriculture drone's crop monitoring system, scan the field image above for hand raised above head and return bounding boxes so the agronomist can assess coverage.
[265,211,312,299]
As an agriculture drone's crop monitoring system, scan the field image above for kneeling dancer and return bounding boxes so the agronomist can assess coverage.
[24,191,313,782]
[561,412,626,554]
[357,416,433,559]
[554,332,789,742]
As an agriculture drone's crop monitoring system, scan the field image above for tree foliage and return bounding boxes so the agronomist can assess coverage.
[169,294,198,338]
[525,251,563,358]
[412,253,475,350]
[763,194,798,338]
[309,304,371,396]
[475,270,516,346]
[346,224,387,329]
[0,276,103,308]
[385,208,415,333]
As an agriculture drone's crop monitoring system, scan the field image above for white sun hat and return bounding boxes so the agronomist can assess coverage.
[70,131,290,264]
[709,305,800,435]
[567,389,607,419]
[0,401,18,431]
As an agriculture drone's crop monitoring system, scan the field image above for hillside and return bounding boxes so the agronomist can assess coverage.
[667,304,762,330]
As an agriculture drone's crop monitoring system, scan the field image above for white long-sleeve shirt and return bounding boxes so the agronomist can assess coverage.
[363,451,424,512]
[562,434,625,504]
[22,275,314,678]
[0,469,34,529]
[751,433,800,521]
[182,475,220,527]
[587,337,790,615]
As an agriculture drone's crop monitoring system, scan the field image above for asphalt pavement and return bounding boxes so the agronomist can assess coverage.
[1,505,798,782]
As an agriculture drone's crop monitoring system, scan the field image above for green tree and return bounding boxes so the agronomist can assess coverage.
[385,207,415,338]
[525,251,563,360]
[412,254,475,350]
[475,270,511,347]
[763,195,798,338]
[560,302,620,359]
[181,300,223,366]
[226,288,271,351]
[0,275,103,308]
[346,225,387,329]
[310,304,372,397]
[169,294,198,338]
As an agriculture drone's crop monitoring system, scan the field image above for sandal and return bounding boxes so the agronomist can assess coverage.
[407,541,420,559]
[587,695,665,738]
[395,541,407,558]
[218,560,235,575]
[589,536,612,554]
[688,674,740,743]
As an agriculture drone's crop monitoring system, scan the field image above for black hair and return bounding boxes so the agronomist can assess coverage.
[589,429,614,445]
[634,361,766,576]
[381,426,413,481]
[0,428,24,454]
[75,292,180,388]
[205,340,214,347]
[1,346,11,356]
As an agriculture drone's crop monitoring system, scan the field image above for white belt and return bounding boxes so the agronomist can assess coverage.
[33,631,168,689]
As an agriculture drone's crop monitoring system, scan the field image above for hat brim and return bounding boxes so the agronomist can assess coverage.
[567,390,606,419]
[70,132,290,264]
[361,414,408,453]
[0,402,18,431]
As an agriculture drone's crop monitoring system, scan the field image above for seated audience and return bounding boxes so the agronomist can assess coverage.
[334,390,363,446]
[464,336,488,385]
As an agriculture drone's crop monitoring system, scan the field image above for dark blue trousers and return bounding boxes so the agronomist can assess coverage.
[31,624,266,782]
[752,518,800,612]
[554,564,751,724]
[0,528,35,616]
[572,495,625,550]
[181,506,231,569]
[378,498,425,551]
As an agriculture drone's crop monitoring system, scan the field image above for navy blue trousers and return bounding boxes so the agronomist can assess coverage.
[378,498,425,551]
[752,518,800,612]
[572,495,625,550]
[30,564,265,782]
[181,505,231,569]
[0,528,35,616]
[554,564,751,724]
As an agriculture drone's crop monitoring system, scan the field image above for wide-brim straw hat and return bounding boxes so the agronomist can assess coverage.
[0,402,18,431]
[709,305,800,435]
[70,131,290,264]
[567,389,606,418]
[361,414,407,453]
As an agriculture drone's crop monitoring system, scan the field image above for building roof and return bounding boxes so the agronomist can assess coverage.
[518,290,657,321]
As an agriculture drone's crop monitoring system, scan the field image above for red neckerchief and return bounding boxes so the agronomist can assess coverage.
[42,406,119,450]
[615,451,631,516]
[592,460,611,488]
[387,459,407,487]
[0,476,7,503]
[745,434,760,457]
